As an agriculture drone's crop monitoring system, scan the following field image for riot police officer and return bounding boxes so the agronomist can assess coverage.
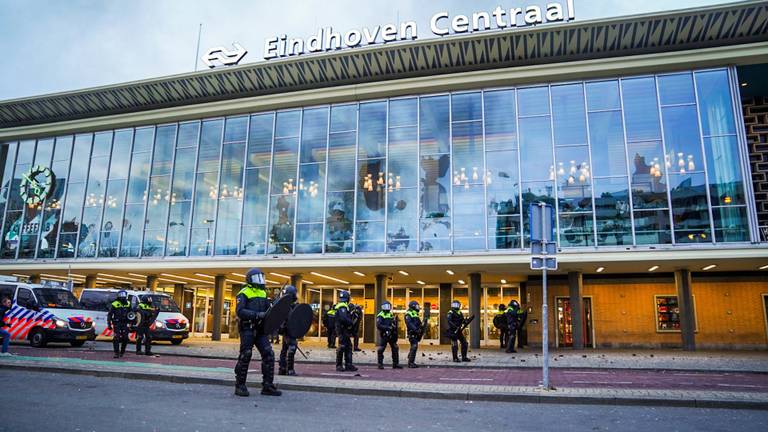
[107,290,131,358]
[515,303,528,350]
[135,295,159,356]
[350,303,363,352]
[505,300,521,353]
[334,290,357,372]
[446,300,470,362]
[324,305,337,348]
[376,301,402,370]
[493,303,509,350]
[404,300,423,368]
[234,268,281,397]
[278,285,299,376]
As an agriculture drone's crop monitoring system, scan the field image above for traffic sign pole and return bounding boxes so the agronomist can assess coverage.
[539,202,550,390]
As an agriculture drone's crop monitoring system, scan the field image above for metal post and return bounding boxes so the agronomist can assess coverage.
[540,202,550,389]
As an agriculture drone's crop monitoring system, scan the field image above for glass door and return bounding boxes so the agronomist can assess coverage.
[192,295,208,335]
[307,288,321,340]
[482,285,520,346]
[555,296,594,348]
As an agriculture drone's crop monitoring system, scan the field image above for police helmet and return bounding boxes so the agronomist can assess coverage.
[509,299,520,309]
[338,290,350,303]
[117,290,128,301]
[498,303,506,311]
[381,301,392,311]
[408,300,419,311]
[451,300,461,309]
[142,295,153,304]
[246,268,266,286]
[283,285,297,301]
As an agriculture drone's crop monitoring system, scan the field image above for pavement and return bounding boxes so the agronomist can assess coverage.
[2,340,768,409]
[5,370,768,432]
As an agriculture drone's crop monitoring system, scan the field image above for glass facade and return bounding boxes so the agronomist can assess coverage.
[0,68,754,260]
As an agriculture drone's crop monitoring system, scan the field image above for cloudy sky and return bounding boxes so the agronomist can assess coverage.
[0,0,738,100]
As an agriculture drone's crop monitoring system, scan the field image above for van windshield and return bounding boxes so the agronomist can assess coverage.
[144,295,180,313]
[33,288,81,309]
[80,290,117,311]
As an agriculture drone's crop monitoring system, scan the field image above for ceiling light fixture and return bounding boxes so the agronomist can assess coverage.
[500,279,507,284]
[128,273,147,279]
[596,267,605,273]
[702,264,717,271]
[303,280,314,285]
[158,277,188,284]
[309,272,349,284]
[194,273,216,279]
[270,272,290,279]
[353,271,366,277]
[231,273,246,278]
[41,273,85,280]
[398,270,409,276]
[265,279,280,285]
[458,279,466,285]
[446,270,454,275]
[760,264,768,270]
[97,277,133,284]
[11,273,29,278]
[416,280,426,285]
[648,266,659,272]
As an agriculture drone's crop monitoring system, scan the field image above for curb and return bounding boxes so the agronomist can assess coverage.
[3,362,767,410]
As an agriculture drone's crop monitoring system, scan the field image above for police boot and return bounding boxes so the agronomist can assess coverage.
[345,364,358,372]
[451,345,460,362]
[506,335,517,353]
[278,367,287,376]
[261,383,282,397]
[392,349,402,369]
[376,346,385,369]
[287,370,297,376]
[336,351,344,372]
[461,347,471,362]
[235,383,250,397]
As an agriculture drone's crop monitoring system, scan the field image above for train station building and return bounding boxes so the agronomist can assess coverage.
[1,1,767,350]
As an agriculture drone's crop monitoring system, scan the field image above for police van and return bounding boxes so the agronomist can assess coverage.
[78,288,190,345]
[0,281,96,347]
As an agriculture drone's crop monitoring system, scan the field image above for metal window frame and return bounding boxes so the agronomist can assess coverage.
[213,115,249,257]
[113,129,136,257]
[263,112,278,254]
[136,126,157,258]
[15,139,41,259]
[654,76,678,245]
[235,115,252,256]
[93,131,117,258]
[165,120,201,257]
[690,72,718,245]
[72,133,94,259]
[30,137,57,259]
[617,79,637,246]
[142,124,177,258]
[209,118,227,256]
[0,142,19,258]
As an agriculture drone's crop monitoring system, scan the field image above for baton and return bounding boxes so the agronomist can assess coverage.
[296,345,308,360]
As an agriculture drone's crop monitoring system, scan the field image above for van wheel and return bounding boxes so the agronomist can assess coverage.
[170,339,183,345]
[70,340,86,347]
[29,329,47,348]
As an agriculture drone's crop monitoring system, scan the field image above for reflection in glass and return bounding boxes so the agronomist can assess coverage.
[387,188,417,252]
[224,116,248,143]
[695,70,736,136]
[658,73,695,106]
[487,150,520,249]
[420,96,449,154]
[669,173,711,243]
[300,108,329,163]
[627,141,668,209]
[712,206,748,242]
[248,114,274,168]
[521,181,555,246]
[634,209,671,245]
[327,132,356,192]
[330,104,357,133]
[420,154,450,251]
[215,142,246,256]
[704,136,744,206]
[586,80,620,111]
[355,220,384,252]
[325,191,353,253]
[517,87,549,117]
[559,213,594,247]
[484,90,516,151]
[519,116,553,182]
[593,177,632,246]
[240,166,270,254]
[589,110,626,177]
[389,98,417,127]
[358,102,386,159]
[451,92,482,122]
[662,105,703,175]
[453,184,486,250]
[268,194,296,254]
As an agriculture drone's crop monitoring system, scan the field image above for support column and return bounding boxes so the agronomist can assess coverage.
[374,274,388,346]
[230,283,242,339]
[290,274,304,302]
[439,283,452,345]
[211,275,225,341]
[85,275,97,289]
[173,284,184,309]
[146,275,159,291]
[363,283,375,343]
[568,271,584,350]
[469,272,482,349]
[675,269,696,351]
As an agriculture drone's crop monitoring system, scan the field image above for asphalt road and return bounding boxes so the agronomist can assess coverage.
[0,370,766,432]
[10,344,768,393]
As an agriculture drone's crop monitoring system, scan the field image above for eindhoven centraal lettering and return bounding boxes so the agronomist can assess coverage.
[264,1,575,59]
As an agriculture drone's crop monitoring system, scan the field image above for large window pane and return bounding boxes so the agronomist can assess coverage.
[296,163,326,224]
[388,127,417,188]
[695,70,736,136]
[167,200,191,256]
[594,177,632,246]
[628,141,668,209]
[224,116,248,143]
[634,209,671,245]
[552,84,587,146]
[555,146,592,213]
[190,172,218,256]
[248,113,274,168]
[241,167,270,231]
[419,96,449,154]
[387,188,417,252]
[389,98,417,127]
[662,105,704,175]
[487,150,520,249]
[357,159,386,221]
[586,80,620,111]
[517,87,549,117]
[519,116,553,182]
[358,102,386,158]
[300,108,329,163]
[658,73,695,106]
[589,111,626,177]
[215,142,246,256]
[451,92,481,122]
[151,125,176,176]
[669,173,711,244]
[622,78,661,142]
[420,154,450,251]
[712,206,748,242]
[268,194,296,254]
[559,213,594,247]
[120,203,144,257]
[330,104,357,133]
[325,191,354,253]
[177,122,200,148]
[327,132,356,191]
[99,179,125,257]
[521,181,555,246]
[198,120,223,172]
[704,136,744,206]
[453,184,486,250]
[484,90,516,151]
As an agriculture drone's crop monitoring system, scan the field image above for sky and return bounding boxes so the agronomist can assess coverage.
[0,0,740,100]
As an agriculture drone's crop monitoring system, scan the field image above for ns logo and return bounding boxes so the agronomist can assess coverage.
[202,42,248,68]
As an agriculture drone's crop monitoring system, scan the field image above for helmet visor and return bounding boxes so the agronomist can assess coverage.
[382,302,392,311]
[451,301,461,309]
[250,273,265,285]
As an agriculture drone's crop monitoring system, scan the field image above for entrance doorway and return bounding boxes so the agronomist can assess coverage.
[388,286,440,345]
[305,287,366,342]
[555,296,594,348]
[483,285,520,346]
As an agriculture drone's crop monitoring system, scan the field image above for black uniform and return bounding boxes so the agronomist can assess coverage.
[135,301,158,355]
[278,304,298,376]
[107,299,131,357]
[234,284,277,392]
[375,311,400,368]
[350,304,362,351]
[505,305,520,353]
[334,302,356,371]
[493,308,509,349]
[324,307,337,348]
[446,308,470,362]
[404,308,422,367]
[515,308,528,349]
